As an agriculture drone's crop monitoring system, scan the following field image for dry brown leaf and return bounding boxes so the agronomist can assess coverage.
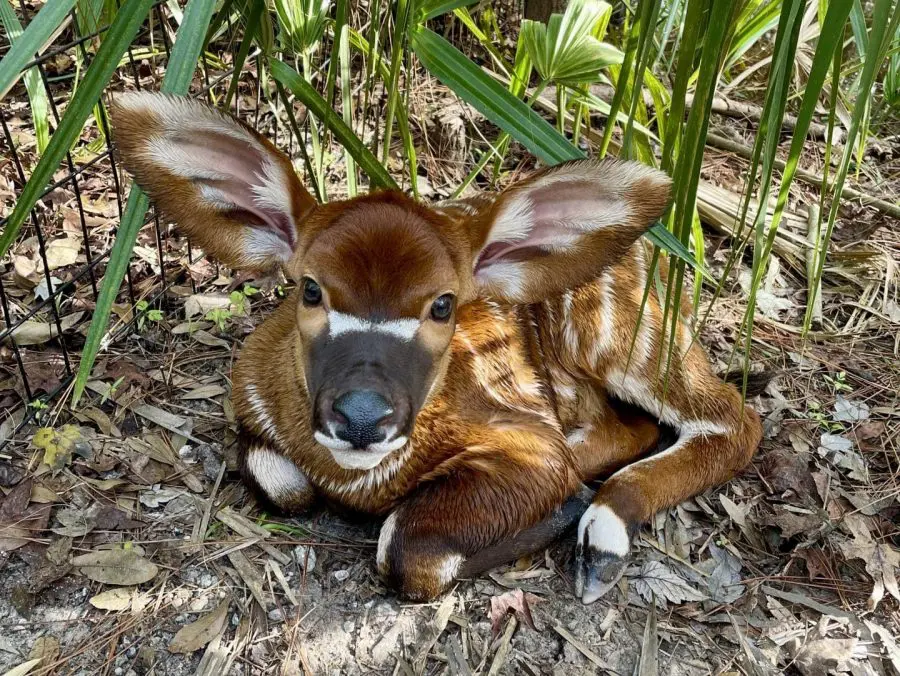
[168,600,229,654]
[4,311,84,346]
[45,235,81,270]
[191,330,230,348]
[180,384,227,400]
[489,588,538,638]
[73,547,158,585]
[28,635,60,666]
[838,531,900,609]
[0,479,51,552]
[89,587,134,611]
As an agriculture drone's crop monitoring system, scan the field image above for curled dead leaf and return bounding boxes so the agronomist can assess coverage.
[168,600,229,654]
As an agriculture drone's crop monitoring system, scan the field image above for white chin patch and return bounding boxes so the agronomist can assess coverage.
[314,431,409,470]
[578,504,630,557]
[328,448,394,471]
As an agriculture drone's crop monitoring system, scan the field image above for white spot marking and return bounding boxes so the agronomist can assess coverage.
[578,504,630,557]
[327,311,420,341]
[377,511,398,570]
[437,554,464,585]
[246,448,310,500]
[244,383,286,447]
[566,426,590,446]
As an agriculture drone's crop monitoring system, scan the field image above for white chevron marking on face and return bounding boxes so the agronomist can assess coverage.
[327,311,420,341]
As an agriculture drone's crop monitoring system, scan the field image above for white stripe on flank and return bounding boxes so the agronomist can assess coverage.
[328,311,420,341]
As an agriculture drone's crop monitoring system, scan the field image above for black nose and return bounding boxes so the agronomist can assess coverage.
[332,390,393,449]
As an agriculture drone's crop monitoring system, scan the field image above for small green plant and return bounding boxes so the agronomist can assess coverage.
[229,290,250,317]
[206,307,233,333]
[100,375,125,406]
[807,400,845,433]
[29,399,48,411]
[823,371,853,393]
[135,299,163,331]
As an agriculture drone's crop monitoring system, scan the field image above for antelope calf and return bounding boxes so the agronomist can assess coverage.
[112,92,762,603]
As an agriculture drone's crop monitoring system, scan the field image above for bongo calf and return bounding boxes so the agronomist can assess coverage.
[112,92,761,603]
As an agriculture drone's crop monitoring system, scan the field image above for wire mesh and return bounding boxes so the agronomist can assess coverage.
[0,4,266,447]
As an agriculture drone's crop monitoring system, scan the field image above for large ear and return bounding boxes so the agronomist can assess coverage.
[110,91,316,271]
[467,159,671,303]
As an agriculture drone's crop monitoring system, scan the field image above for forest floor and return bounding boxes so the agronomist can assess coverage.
[1,63,899,676]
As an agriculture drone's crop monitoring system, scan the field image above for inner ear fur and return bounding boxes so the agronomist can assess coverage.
[467,159,672,304]
[111,91,317,272]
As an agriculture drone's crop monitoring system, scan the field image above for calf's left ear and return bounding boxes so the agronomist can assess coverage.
[467,159,671,304]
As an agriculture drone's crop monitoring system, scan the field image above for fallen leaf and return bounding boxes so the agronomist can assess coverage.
[719,495,750,527]
[818,433,868,481]
[0,479,50,552]
[489,589,538,639]
[29,485,59,504]
[633,560,706,607]
[838,531,900,609]
[787,636,863,676]
[33,276,63,301]
[168,600,229,654]
[180,384,227,400]
[89,587,134,611]
[2,658,43,676]
[184,294,230,319]
[139,487,184,509]
[191,329,230,348]
[132,404,195,440]
[0,462,25,487]
[832,396,870,423]
[73,547,159,585]
[27,635,59,666]
[51,505,98,537]
[766,510,821,539]
[706,542,744,603]
[32,425,89,475]
[4,311,84,346]
[45,235,81,270]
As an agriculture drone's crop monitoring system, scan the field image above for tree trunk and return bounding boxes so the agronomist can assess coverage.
[524,0,567,23]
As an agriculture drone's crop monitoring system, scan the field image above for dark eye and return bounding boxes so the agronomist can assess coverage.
[302,278,322,306]
[430,294,454,321]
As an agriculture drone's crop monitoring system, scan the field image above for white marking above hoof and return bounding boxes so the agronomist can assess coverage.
[578,504,630,557]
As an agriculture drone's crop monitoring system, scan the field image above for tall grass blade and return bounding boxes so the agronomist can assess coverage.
[271,58,399,190]
[804,0,900,331]
[0,3,51,154]
[0,0,76,99]
[72,0,217,405]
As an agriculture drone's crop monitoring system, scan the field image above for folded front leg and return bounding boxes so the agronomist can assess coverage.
[377,421,581,600]
[238,429,315,514]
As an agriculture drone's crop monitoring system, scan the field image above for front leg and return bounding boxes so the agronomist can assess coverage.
[377,422,581,600]
[238,429,315,514]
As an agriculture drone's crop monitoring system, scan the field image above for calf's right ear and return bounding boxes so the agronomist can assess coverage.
[110,91,316,272]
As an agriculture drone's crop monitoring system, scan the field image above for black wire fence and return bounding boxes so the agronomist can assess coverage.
[0,5,275,447]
